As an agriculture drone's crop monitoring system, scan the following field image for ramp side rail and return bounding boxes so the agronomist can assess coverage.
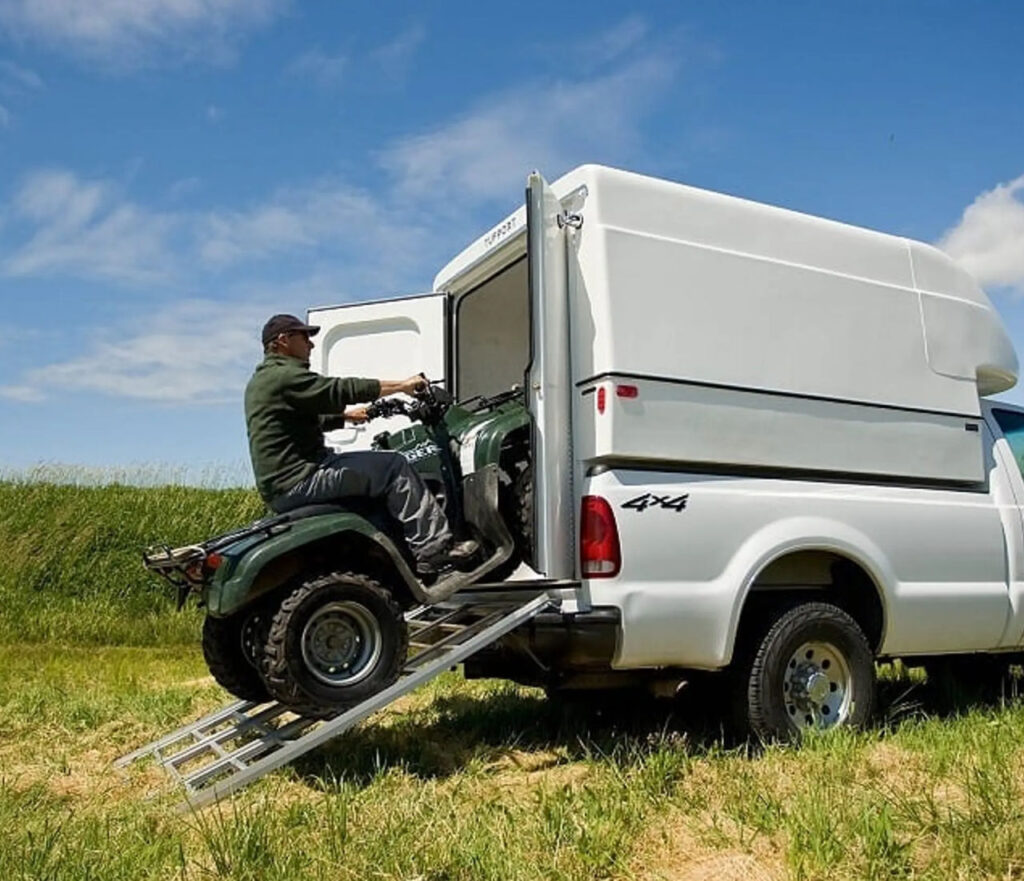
[116,592,555,810]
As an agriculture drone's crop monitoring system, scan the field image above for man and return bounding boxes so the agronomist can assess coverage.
[244,313,477,576]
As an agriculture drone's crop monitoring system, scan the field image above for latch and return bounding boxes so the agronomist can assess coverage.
[557,212,583,230]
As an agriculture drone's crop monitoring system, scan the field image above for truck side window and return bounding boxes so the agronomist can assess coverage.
[992,409,1024,476]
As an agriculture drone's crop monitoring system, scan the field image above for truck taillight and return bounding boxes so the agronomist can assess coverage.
[580,495,621,578]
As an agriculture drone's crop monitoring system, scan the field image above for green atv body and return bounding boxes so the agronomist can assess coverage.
[203,394,528,617]
[143,386,531,718]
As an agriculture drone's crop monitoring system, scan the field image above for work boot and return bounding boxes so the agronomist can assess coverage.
[415,538,480,576]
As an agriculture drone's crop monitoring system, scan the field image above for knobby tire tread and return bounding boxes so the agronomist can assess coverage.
[202,614,270,703]
[261,571,407,720]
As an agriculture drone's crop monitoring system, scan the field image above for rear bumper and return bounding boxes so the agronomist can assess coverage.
[463,606,621,686]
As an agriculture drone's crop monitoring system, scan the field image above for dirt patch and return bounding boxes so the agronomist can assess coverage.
[483,748,591,791]
[631,809,785,881]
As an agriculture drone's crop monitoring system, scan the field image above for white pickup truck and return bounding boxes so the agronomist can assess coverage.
[309,164,1022,739]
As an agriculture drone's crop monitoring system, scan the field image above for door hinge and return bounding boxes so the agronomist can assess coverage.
[557,212,583,230]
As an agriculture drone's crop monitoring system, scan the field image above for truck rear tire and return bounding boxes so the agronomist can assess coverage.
[202,612,271,703]
[260,572,408,719]
[735,601,875,741]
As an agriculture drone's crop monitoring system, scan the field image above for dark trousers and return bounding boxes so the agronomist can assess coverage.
[272,451,450,560]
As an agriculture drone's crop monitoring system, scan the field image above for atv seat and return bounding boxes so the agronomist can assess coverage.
[268,503,350,522]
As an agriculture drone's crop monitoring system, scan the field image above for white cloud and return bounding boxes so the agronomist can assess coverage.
[378,52,676,205]
[196,178,437,285]
[0,167,437,293]
[940,174,1024,294]
[15,299,271,403]
[167,176,201,201]
[370,24,425,84]
[567,15,649,69]
[287,47,347,89]
[198,182,378,264]
[3,169,180,283]
[287,25,424,92]
[0,58,43,92]
[0,383,44,402]
[0,0,286,67]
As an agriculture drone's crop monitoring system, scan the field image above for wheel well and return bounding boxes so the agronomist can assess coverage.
[735,550,885,656]
[499,427,530,468]
[248,532,417,610]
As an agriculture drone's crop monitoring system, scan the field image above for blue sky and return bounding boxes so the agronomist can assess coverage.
[0,1,1022,483]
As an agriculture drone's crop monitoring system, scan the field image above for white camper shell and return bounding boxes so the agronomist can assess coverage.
[430,165,1016,490]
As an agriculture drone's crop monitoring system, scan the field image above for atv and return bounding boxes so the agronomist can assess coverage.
[143,381,532,718]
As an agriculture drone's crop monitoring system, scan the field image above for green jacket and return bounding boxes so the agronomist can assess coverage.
[244,354,381,502]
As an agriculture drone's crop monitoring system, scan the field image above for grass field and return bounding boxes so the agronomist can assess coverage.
[4,479,1024,879]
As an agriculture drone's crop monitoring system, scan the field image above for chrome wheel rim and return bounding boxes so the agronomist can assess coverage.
[783,640,853,731]
[300,601,382,687]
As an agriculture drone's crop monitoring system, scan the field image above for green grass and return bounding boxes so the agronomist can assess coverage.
[0,478,264,644]
[4,646,1024,879]
[6,478,1024,878]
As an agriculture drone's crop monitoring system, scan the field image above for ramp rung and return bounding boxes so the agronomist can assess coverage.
[116,593,555,809]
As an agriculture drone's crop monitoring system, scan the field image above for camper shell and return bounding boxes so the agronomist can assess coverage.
[314,164,1017,581]
[433,165,1015,489]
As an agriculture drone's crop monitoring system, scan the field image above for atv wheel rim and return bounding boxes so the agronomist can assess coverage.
[300,601,383,687]
[240,612,264,669]
[782,640,853,731]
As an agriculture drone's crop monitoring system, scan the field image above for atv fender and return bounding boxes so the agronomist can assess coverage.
[204,512,422,617]
[466,407,529,471]
[205,465,513,617]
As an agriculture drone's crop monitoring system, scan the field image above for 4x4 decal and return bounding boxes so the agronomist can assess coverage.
[621,492,689,513]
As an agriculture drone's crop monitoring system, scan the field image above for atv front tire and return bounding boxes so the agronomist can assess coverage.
[202,612,270,703]
[261,572,408,719]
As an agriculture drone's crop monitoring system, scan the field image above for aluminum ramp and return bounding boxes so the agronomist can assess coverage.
[116,592,554,809]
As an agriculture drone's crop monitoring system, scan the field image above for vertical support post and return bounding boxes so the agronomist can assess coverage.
[526,172,574,579]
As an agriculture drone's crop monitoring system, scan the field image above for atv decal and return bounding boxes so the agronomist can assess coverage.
[621,492,689,513]
[401,440,441,464]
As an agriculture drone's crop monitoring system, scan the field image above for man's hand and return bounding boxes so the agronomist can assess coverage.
[378,375,428,397]
[345,406,370,424]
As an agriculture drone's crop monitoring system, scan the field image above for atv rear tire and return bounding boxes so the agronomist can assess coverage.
[260,572,408,719]
[202,612,270,703]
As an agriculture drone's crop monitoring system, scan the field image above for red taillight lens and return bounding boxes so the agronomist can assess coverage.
[596,386,606,414]
[204,552,224,571]
[616,384,638,398]
[580,495,621,578]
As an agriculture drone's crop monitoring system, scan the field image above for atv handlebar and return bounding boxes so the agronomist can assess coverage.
[364,379,452,425]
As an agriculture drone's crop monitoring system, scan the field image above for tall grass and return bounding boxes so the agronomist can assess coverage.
[0,478,264,645]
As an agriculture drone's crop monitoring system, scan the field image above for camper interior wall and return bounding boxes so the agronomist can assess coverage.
[454,257,530,400]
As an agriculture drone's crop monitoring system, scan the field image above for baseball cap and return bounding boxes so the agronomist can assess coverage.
[261,314,321,346]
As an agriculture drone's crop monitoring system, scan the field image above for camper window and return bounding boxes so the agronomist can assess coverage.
[454,257,530,401]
